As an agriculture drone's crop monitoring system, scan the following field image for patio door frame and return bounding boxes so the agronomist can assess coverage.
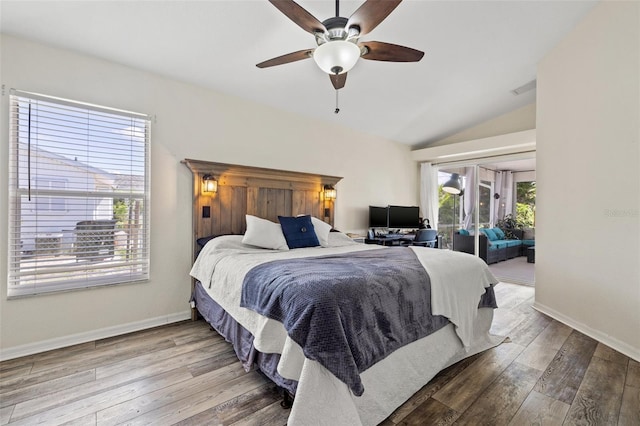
[433,150,535,258]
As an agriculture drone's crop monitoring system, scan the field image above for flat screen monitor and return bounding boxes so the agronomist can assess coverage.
[368,206,388,228]
[388,205,420,229]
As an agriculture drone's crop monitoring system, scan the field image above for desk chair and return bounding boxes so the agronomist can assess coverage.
[412,229,438,248]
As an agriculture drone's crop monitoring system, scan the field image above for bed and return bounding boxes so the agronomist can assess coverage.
[182,159,503,425]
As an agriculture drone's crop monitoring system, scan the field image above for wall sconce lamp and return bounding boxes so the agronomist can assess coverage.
[324,185,337,200]
[202,174,218,194]
[323,185,336,219]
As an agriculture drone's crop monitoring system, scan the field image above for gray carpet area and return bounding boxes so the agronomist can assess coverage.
[488,256,535,286]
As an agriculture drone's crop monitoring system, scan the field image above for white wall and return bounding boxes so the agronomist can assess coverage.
[425,103,536,148]
[513,171,536,183]
[0,35,418,357]
[536,1,640,360]
[411,129,536,163]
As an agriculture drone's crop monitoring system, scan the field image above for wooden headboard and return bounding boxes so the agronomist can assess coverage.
[182,159,342,251]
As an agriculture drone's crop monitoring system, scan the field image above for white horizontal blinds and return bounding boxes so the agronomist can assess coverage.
[8,91,151,297]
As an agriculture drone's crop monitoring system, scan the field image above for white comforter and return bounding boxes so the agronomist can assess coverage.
[190,233,501,425]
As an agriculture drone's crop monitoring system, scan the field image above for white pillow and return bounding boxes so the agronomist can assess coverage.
[311,217,332,247]
[326,231,360,247]
[242,215,289,250]
[205,235,249,251]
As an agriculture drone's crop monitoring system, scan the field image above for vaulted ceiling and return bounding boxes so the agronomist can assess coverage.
[1,0,598,148]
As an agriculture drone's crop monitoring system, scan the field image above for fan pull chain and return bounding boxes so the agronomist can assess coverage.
[334,90,340,114]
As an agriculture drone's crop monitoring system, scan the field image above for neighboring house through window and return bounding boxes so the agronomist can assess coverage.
[34,178,67,212]
[7,90,151,297]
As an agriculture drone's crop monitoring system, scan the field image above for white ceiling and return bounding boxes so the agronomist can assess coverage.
[0,0,597,148]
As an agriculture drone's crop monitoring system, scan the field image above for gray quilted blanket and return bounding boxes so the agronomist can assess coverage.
[241,248,497,396]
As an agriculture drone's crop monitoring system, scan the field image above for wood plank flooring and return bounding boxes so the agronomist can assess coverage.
[1,282,638,425]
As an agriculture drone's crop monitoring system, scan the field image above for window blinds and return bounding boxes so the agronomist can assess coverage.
[8,90,151,297]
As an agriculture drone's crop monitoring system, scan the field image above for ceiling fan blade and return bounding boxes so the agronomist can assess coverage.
[360,41,424,62]
[256,49,314,68]
[347,0,402,36]
[330,73,347,90]
[268,0,326,34]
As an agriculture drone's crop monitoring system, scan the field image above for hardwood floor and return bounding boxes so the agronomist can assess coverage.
[1,282,638,425]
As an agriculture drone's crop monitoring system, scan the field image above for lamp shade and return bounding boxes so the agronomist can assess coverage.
[313,40,361,75]
[442,173,462,195]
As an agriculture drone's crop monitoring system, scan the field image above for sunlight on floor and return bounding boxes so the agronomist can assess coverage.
[489,257,535,286]
[490,281,536,337]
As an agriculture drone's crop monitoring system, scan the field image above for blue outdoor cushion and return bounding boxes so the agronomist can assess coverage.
[458,229,470,236]
[278,215,320,249]
[481,228,498,241]
[488,240,508,250]
[492,241,509,249]
[522,239,535,246]
[506,240,522,248]
[492,227,506,239]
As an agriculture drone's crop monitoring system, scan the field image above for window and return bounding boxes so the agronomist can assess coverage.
[437,170,465,249]
[8,90,151,297]
[478,180,492,227]
[516,181,536,227]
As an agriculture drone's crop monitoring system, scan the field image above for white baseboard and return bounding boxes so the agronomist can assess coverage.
[533,301,640,362]
[0,311,192,361]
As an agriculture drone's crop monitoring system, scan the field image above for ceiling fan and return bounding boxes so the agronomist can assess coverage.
[257,0,424,92]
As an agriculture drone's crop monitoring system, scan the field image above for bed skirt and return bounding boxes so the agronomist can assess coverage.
[192,280,298,395]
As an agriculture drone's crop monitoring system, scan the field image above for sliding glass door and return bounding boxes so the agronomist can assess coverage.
[437,168,463,249]
[436,166,479,251]
[431,153,535,258]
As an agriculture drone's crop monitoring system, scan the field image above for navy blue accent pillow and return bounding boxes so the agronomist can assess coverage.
[278,215,320,249]
[196,235,216,248]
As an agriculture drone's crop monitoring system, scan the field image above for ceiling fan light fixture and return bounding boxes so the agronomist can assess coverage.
[313,40,361,75]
